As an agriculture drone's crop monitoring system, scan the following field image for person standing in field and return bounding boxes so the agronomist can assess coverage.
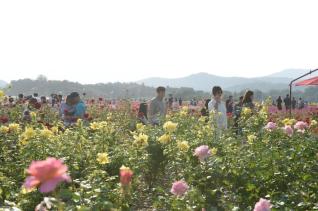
[208,86,227,130]
[148,86,166,125]
[276,96,283,111]
[284,94,291,111]
[291,97,297,109]
[298,97,305,109]
[70,92,86,120]
[178,97,182,106]
[226,96,234,114]
[60,95,76,126]
[242,90,255,110]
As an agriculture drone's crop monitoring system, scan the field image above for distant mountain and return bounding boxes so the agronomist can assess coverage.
[267,69,312,78]
[226,81,289,92]
[0,80,8,88]
[139,73,253,92]
[137,69,315,92]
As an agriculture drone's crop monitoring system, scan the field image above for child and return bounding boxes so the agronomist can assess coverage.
[208,86,227,130]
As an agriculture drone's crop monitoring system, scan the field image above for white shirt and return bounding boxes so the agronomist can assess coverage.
[208,98,228,129]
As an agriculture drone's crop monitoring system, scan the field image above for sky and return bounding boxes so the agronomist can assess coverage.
[1,0,318,84]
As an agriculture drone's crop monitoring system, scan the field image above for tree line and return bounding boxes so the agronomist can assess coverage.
[5,78,318,102]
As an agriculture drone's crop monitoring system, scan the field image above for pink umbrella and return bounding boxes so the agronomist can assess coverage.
[295,76,318,86]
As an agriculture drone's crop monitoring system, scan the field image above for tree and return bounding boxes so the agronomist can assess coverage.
[37,75,48,81]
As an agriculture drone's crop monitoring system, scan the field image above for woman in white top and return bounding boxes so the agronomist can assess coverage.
[208,86,228,130]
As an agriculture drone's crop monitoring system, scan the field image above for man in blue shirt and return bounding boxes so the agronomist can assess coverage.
[69,92,86,119]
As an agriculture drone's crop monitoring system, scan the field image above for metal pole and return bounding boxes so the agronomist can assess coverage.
[289,83,292,116]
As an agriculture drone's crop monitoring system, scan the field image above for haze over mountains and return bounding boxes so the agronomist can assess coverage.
[1,69,317,92]
[138,69,317,92]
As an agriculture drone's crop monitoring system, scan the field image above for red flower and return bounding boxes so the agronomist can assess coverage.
[34,103,41,110]
[120,166,133,186]
[84,113,89,119]
[0,116,9,124]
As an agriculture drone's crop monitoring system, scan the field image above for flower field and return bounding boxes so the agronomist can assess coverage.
[0,97,318,210]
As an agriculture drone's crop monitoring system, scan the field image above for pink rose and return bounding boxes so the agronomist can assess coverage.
[194,145,211,162]
[283,125,294,137]
[264,122,277,131]
[24,158,71,193]
[253,198,272,211]
[294,121,308,133]
[171,180,189,196]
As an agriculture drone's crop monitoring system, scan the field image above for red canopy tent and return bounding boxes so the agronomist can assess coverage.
[289,69,318,116]
[295,76,318,86]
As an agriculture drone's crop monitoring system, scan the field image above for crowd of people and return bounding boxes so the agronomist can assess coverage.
[1,86,310,130]
[139,86,257,134]
[0,92,87,126]
[275,95,306,111]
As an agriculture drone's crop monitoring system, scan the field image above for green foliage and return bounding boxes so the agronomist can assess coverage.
[0,101,317,210]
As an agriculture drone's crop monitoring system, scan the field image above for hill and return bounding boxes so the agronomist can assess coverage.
[6,79,209,99]
[137,69,315,92]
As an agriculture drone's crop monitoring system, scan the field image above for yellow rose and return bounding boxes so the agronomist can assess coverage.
[8,123,20,133]
[40,128,53,139]
[211,147,218,155]
[30,112,37,119]
[282,118,296,126]
[51,126,59,134]
[133,133,149,148]
[199,116,206,123]
[158,134,171,144]
[19,137,28,145]
[163,121,178,133]
[310,120,317,127]
[136,123,145,131]
[242,108,252,116]
[97,153,110,165]
[90,122,101,131]
[177,140,190,152]
[247,134,257,144]
[22,127,36,140]
[180,110,188,117]
[0,126,9,134]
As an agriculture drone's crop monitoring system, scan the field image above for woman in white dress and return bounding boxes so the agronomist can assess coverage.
[208,86,228,130]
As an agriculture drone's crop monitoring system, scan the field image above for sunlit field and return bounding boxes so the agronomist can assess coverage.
[0,92,317,211]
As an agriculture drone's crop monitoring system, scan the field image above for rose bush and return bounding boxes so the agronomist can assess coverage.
[0,95,317,210]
